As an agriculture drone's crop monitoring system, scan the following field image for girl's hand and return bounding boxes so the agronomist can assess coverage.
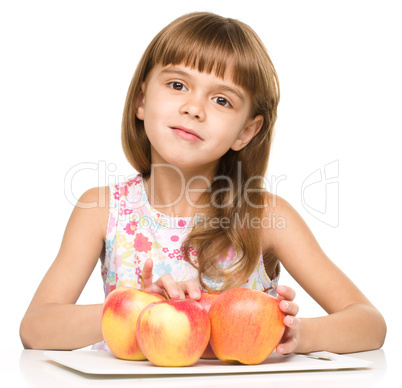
[276,285,301,354]
[140,258,201,300]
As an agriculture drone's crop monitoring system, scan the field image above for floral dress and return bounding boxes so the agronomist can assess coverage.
[92,174,278,350]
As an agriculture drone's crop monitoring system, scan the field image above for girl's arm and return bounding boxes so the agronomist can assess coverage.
[20,187,202,350]
[263,194,386,354]
[20,187,109,350]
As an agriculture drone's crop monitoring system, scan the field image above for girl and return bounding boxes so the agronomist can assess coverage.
[20,12,386,355]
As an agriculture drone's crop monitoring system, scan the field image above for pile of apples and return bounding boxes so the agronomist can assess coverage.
[102,284,285,367]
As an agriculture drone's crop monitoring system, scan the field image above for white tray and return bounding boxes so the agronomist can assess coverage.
[44,350,372,375]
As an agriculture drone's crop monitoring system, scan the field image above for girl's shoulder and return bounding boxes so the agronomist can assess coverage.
[78,186,110,206]
[261,191,326,269]
[76,186,110,241]
[263,191,294,217]
[260,192,305,252]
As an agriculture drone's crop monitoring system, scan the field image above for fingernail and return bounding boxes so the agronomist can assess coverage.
[191,291,200,299]
[282,301,289,310]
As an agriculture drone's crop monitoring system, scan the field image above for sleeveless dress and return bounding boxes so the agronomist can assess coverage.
[92,174,278,350]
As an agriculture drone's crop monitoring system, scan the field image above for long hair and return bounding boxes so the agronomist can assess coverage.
[122,12,280,290]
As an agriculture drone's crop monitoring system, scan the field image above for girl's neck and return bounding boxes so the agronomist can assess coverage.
[143,164,215,218]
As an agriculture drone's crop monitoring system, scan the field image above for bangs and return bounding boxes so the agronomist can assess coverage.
[147,13,266,97]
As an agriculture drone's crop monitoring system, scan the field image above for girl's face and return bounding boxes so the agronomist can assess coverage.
[136,64,263,174]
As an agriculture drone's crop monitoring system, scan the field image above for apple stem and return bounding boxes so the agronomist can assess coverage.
[204,284,212,293]
[263,285,274,293]
[139,275,145,292]
[161,289,170,302]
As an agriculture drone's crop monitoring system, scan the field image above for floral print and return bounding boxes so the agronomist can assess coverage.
[101,173,278,296]
[123,220,138,235]
[154,261,173,277]
[92,174,278,350]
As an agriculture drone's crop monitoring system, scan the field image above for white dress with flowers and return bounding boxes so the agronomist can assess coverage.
[92,174,278,350]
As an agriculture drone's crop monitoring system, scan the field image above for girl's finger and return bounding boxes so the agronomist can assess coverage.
[179,280,201,300]
[141,258,154,287]
[276,285,296,302]
[279,300,299,317]
[154,274,182,299]
[276,336,298,355]
[283,315,301,330]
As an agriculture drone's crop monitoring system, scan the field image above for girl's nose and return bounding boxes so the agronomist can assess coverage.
[179,97,206,121]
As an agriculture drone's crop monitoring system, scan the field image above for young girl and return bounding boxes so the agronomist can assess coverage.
[20,12,386,355]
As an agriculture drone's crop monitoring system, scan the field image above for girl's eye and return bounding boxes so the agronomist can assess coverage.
[212,96,231,107]
[168,82,188,91]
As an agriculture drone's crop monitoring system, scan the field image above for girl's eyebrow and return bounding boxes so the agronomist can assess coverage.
[159,68,245,102]
[217,85,245,102]
[160,68,189,78]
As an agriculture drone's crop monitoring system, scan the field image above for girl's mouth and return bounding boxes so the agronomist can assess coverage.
[170,126,203,141]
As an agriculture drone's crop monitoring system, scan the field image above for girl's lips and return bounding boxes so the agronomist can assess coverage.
[170,126,203,141]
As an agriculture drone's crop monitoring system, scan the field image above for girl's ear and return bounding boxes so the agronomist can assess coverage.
[135,83,146,120]
[231,115,264,151]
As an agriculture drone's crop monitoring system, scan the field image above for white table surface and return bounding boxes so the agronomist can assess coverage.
[0,348,397,387]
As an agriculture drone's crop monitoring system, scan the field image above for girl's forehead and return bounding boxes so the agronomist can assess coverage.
[152,61,239,86]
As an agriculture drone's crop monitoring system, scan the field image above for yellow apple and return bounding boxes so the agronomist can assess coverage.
[101,287,165,360]
[137,298,210,367]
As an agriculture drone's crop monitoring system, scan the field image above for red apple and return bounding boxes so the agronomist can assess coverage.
[197,291,221,359]
[209,288,285,365]
[137,297,210,367]
[102,286,165,360]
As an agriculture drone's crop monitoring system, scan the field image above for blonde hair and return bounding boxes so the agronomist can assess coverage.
[122,12,280,290]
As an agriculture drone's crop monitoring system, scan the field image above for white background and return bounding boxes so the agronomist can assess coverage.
[0,0,401,353]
